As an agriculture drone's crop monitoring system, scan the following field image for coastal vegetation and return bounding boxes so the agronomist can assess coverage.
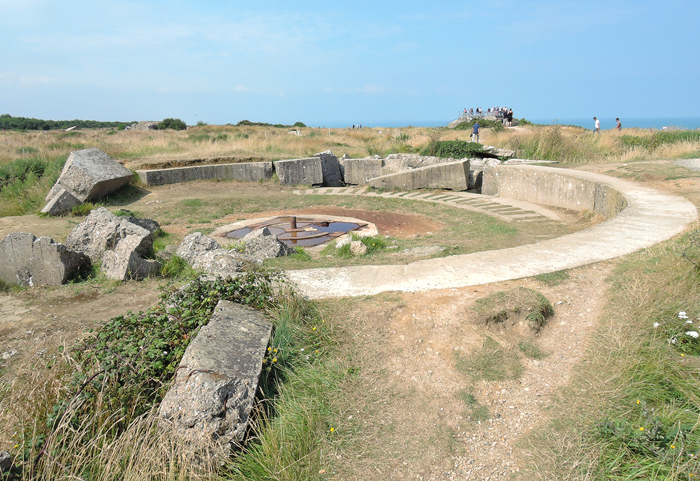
[1,121,700,479]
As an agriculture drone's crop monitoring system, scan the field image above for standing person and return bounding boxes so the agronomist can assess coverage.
[507,109,513,127]
[471,121,480,143]
[593,117,600,134]
[615,118,622,130]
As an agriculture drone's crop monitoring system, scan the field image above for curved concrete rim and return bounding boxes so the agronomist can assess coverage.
[287,166,698,299]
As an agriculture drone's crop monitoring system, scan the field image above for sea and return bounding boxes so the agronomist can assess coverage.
[319,117,700,131]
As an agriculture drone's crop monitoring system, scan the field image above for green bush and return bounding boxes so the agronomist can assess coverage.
[70,202,94,216]
[420,140,484,158]
[157,118,187,131]
[292,121,307,128]
[620,130,700,151]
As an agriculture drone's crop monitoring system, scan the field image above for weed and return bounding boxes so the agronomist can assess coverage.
[534,269,570,285]
[181,198,205,208]
[358,235,387,254]
[159,255,196,279]
[455,337,524,381]
[457,390,491,421]
[70,202,94,216]
[420,140,484,158]
[474,287,554,333]
[288,247,312,262]
[518,340,548,360]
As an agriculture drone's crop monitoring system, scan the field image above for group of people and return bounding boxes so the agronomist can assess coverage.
[461,106,514,126]
[592,117,622,134]
[350,124,363,129]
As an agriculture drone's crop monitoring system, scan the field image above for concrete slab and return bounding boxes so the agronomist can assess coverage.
[287,167,697,298]
[136,162,273,186]
[368,160,470,191]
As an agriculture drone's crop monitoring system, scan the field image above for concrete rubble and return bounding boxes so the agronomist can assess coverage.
[42,148,133,215]
[0,232,90,287]
[159,300,272,445]
[66,207,160,281]
[175,228,295,277]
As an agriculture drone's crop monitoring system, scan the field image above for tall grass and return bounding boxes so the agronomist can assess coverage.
[0,156,65,216]
[522,228,700,479]
[1,273,346,480]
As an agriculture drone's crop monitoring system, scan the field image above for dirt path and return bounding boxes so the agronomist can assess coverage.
[324,261,612,480]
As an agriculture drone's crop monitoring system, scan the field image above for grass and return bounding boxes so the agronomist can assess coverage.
[455,336,524,381]
[473,287,554,333]
[1,272,346,480]
[521,227,700,479]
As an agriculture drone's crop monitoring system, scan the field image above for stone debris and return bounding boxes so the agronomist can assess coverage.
[1,349,19,360]
[102,234,161,281]
[159,300,272,446]
[66,207,153,263]
[176,232,221,264]
[0,232,90,287]
[42,148,133,215]
[350,240,368,256]
[240,227,295,260]
[126,121,159,131]
[480,145,516,158]
[314,150,343,187]
[191,250,244,278]
[0,451,11,473]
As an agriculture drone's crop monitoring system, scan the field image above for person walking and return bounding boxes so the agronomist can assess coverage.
[471,121,480,143]
[615,118,622,131]
[593,117,600,134]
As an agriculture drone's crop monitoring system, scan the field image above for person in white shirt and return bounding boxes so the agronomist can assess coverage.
[593,117,600,134]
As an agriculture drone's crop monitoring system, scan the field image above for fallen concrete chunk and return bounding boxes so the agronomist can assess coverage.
[176,232,221,264]
[368,159,471,191]
[0,233,90,287]
[339,158,383,185]
[136,162,274,186]
[191,250,244,278]
[43,149,133,214]
[272,158,323,185]
[40,188,81,215]
[315,150,343,187]
[102,234,161,280]
[159,300,272,445]
[480,145,516,158]
[241,227,295,260]
[65,207,153,263]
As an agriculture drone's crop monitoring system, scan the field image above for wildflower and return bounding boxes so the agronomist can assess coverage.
[640,427,645,431]
[316,350,319,354]
[14,444,19,449]
[273,348,278,353]
[312,327,317,331]
[681,354,685,357]
[653,323,660,328]
[268,347,271,352]
[636,400,641,405]
[671,445,676,449]
[272,358,277,363]
[686,331,700,338]
[330,427,335,432]
[679,311,689,319]
[300,348,304,352]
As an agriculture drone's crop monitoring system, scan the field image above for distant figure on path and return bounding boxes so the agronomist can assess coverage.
[472,121,480,143]
[507,109,513,127]
[593,117,600,134]
[615,118,622,130]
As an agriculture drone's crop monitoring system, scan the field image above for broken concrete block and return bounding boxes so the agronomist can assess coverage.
[241,227,295,260]
[65,207,153,263]
[339,158,383,185]
[47,148,133,203]
[40,188,81,215]
[176,232,221,264]
[0,232,90,287]
[368,159,471,191]
[272,158,323,185]
[101,234,161,280]
[159,300,272,445]
[315,150,343,187]
[190,250,244,278]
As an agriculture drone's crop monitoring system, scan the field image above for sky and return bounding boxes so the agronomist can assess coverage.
[1,0,698,127]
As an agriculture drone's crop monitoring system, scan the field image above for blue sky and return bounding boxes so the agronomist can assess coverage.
[1,0,698,126]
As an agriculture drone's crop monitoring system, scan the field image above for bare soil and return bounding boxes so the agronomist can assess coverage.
[320,261,613,480]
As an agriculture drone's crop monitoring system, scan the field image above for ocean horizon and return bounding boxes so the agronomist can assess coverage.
[315,117,700,131]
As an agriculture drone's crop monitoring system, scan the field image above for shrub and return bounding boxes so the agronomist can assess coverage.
[454,118,504,132]
[157,118,187,131]
[71,202,94,216]
[420,140,484,158]
[292,121,307,128]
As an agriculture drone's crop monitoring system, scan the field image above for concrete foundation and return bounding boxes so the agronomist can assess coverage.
[273,158,323,186]
[482,164,628,217]
[136,162,274,186]
[340,158,383,185]
[368,159,470,191]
